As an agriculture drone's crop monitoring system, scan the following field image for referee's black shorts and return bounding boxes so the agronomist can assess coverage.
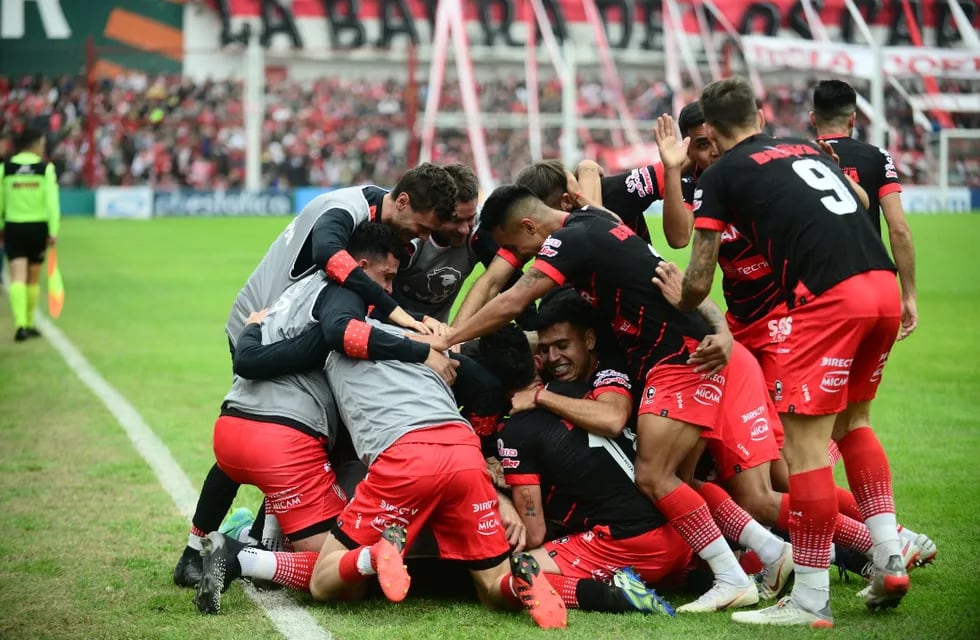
[3,221,49,263]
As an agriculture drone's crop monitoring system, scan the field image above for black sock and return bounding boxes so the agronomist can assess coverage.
[575,579,635,613]
[248,499,267,541]
[191,463,241,533]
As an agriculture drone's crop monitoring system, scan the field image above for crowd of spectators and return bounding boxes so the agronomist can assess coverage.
[1,71,977,189]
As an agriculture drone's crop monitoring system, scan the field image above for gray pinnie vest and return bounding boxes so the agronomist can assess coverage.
[223,273,339,441]
[226,186,373,345]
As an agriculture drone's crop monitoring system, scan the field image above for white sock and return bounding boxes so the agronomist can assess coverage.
[792,566,830,612]
[357,547,376,576]
[187,533,203,552]
[738,521,785,566]
[237,547,277,581]
[866,513,901,565]
[701,536,750,586]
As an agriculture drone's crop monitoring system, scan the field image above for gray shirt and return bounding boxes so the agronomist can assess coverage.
[325,320,469,466]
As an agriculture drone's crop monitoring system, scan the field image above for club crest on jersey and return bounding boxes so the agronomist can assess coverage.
[625,167,654,197]
[424,266,462,303]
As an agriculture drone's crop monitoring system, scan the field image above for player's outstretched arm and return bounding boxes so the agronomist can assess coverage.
[881,192,917,340]
[677,229,720,312]
[447,267,556,347]
[452,255,518,327]
[654,114,693,248]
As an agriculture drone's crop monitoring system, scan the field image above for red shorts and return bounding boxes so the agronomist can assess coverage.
[336,424,510,565]
[728,302,790,392]
[213,415,348,537]
[707,342,782,481]
[544,524,692,587]
[638,338,724,436]
[769,271,900,415]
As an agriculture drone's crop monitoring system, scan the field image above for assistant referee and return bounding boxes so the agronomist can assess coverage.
[1,127,60,341]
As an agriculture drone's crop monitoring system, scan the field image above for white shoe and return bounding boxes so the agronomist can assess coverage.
[677,579,759,612]
[758,542,795,600]
[732,596,834,628]
[899,525,937,567]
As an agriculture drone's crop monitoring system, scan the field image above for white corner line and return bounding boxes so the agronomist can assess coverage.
[33,311,333,640]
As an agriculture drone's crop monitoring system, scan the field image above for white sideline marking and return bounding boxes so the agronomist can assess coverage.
[34,313,333,640]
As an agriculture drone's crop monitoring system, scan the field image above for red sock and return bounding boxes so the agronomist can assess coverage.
[338,547,368,585]
[656,484,723,554]
[272,551,319,591]
[836,487,864,522]
[696,482,751,543]
[827,440,842,466]
[544,573,580,608]
[777,492,791,531]
[499,574,522,608]
[838,427,896,518]
[833,514,873,554]
[788,467,837,570]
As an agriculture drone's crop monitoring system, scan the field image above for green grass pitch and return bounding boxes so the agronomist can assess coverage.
[0,214,978,639]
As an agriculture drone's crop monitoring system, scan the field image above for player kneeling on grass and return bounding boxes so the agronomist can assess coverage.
[476,324,688,616]
[194,224,457,614]
[305,318,565,629]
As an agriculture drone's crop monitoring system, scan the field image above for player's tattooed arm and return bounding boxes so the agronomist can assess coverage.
[511,483,546,549]
[678,228,720,311]
[690,298,734,374]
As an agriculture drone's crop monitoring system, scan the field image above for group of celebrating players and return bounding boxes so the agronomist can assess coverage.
[171,76,935,630]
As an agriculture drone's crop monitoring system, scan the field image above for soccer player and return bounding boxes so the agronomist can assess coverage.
[0,127,60,341]
[811,79,917,341]
[677,75,907,627]
[478,324,685,615]
[305,318,566,629]
[434,187,764,613]
[174,163,458,588]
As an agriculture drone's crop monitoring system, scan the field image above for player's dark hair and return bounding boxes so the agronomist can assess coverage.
[812,80,857,126]
[699,76,757,137]
[479,184,542,233]
[478,323,537,391]
[536,287,596,333]
[16,127,45,152]
[443,163,480,205]
[392,162,459,221]
[348,222,404,264]
[677,101,705,138]
[514,160,567,208]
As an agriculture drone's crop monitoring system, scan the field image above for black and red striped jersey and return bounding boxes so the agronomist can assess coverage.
[531,208,710,380]
[498,381,666,539]
[818,135,902,234]
[693,134,894,304]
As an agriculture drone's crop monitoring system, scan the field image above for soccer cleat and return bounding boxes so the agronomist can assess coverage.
[510,553,568,629]
[676,579,759,613]
[862,554,910,611]
[371,525,411,603]
[194,532,246,614]
[612,567,675,616]
[731,595,834,628]
[899,536,921,572]
[14,327,29,342]
[218,507,256,543]
[173,546,204,588]
[913,533,937,566]
[24,327,41,338]
[758,542,795,601]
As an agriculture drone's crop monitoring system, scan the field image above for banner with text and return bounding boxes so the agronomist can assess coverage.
[741,35,980,79]
[153,190,292,217]
[95,186,154,219]
[900,186,972,214]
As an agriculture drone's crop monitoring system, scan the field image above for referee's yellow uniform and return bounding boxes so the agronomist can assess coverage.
[1,149,60,338]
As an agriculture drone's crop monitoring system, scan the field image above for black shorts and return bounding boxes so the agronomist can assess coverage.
[3,221,48,263]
